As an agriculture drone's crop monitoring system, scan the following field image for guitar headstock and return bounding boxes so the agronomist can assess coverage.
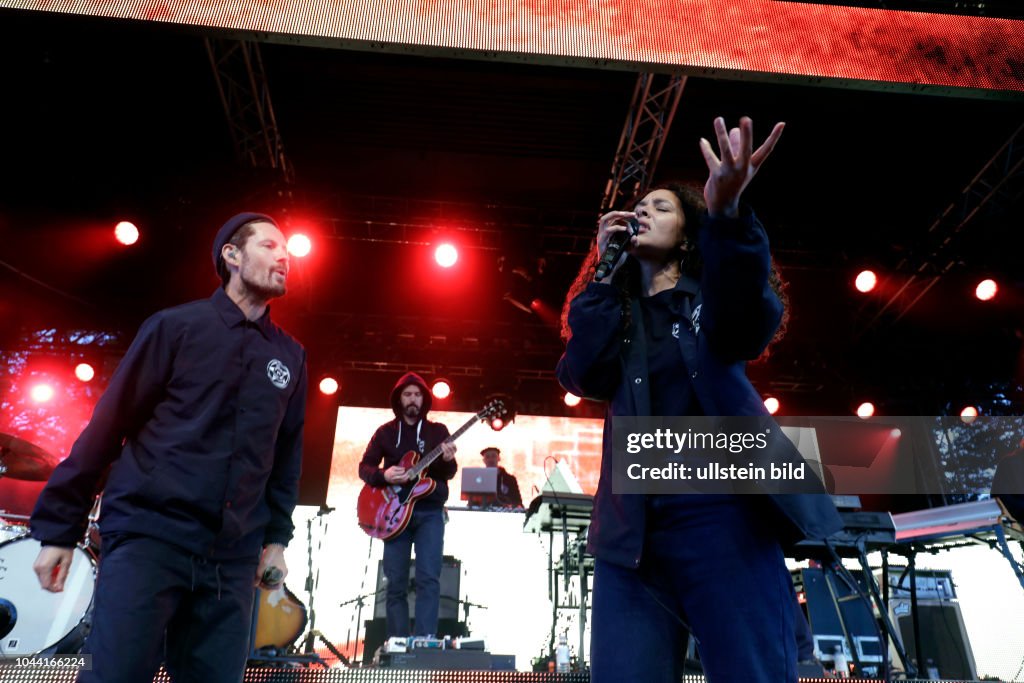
[478,399,507,422]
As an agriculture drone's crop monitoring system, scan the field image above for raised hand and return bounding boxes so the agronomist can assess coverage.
[699,116,784,218]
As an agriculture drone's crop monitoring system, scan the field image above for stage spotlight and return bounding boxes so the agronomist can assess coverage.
[498,256,549,316]
[435,244,458,268]
[74,363,95,382]
[502,293,533,314]
[960,405,979,423]
[764,397,780,415]
[975,279,998,301]
[114,221,139,246]
[30,383,55,403]
[318,377,339,396]
[890,428,902,438]
[288,234,312,258]
[854,270,877,293]
[489,416,505,431]
[856,401,875,418]
[564,392,581,407]
[432,379,452,400]
[529,299,560,329]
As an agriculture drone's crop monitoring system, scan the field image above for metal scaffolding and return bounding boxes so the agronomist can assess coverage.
[600,73,687,213]
[858,121,1024,336]
[205,38,295,185]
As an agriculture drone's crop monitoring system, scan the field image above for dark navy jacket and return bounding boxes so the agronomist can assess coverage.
[556,208,842,569]
[31,288,307,560]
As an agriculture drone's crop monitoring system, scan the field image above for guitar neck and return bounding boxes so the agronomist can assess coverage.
[407,412,482,478]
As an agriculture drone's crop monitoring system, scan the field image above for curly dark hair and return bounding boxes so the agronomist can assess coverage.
[559,182,789,356]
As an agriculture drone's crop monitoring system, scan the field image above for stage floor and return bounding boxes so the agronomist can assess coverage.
[0,666,993,683]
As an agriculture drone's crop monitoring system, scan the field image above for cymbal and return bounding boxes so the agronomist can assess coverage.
[0,433,59,481]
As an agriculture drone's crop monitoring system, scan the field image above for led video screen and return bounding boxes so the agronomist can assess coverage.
[326,406,604,508]
[3,0,1023,94]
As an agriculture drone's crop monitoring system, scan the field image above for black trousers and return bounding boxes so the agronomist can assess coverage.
[590,496,798,683]
[78,534,258,683]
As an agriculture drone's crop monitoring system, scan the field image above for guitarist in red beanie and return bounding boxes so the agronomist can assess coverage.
[358,372,457,638]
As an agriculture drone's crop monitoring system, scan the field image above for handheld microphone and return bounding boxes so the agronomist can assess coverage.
[595,217,640,281]
[261,566,284,587]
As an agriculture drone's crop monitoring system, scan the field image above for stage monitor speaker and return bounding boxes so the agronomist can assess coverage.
[889,598,977,681]
[373,555,461,620]
[794,568,882,666]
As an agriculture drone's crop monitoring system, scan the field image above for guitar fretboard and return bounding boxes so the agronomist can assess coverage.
[406,409,487,478]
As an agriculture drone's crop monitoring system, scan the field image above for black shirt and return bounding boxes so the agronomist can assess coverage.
[31,288,307,559]
[638,288,700,417]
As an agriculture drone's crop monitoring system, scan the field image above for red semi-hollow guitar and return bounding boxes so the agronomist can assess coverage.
[357,400,505,540]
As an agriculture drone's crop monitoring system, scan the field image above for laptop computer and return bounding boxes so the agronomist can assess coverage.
[461,467,498,499]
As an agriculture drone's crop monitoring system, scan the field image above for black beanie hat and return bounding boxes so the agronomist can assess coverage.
[212,212,278,276]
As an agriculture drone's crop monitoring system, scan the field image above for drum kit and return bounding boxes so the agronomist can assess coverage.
[0,432,95,659]
[0,432,315,663]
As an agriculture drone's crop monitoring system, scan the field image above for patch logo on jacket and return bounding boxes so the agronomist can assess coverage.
[691,304,702,336]
[671,322,680,339]
[266,359,291,389]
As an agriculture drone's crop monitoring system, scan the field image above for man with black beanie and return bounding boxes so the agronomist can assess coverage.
[30,212,307,682]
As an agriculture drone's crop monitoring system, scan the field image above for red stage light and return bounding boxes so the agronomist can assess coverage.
[434,244,458,268]
[431,380,452,400]
[764,397,780,415]
[960,405,979,423]
[975,279,998,301]
[114,221,139,246]
[288,234,312,257]
[318,377,339,396]
[856,402,875,418]
[489,416,505,431]
[30,383,55,403]
[564,392,581,407]
[74,363,95,382]
[854,270,877,293]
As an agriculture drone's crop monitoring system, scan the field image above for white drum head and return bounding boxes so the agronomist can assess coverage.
[0,537,95,656]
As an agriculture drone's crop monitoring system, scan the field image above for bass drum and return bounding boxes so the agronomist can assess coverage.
[0,536,95,656]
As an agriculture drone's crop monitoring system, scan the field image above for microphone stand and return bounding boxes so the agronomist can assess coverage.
[302,512,321,654]
[299,506,348,667]
[339,590,381,664]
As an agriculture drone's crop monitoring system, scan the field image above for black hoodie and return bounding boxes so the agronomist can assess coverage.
[358,372,457,509]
